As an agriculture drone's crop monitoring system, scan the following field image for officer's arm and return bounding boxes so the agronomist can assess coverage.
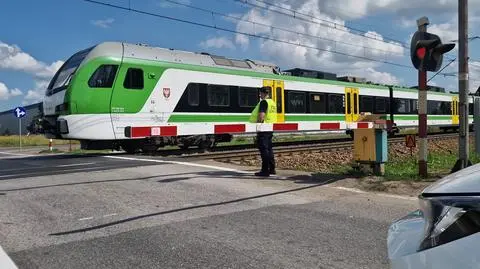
[257,112,265,123]
[257,100,267,123]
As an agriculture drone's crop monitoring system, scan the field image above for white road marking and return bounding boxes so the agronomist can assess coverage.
[333,186,367,194]
[0,151,34,156]
[56,162,95,167]
[103,213,117,217]
[0,245,18,269]
[78,217,93,221]
[104,155,251,174]
[0,166,115,179]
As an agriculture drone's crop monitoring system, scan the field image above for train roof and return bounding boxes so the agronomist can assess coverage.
[83,41,280,75]
[82,41,459,96]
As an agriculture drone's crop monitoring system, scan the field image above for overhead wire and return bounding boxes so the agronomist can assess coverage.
[81,0,413,68]
[232,0,409,48]
[163,0,405,57]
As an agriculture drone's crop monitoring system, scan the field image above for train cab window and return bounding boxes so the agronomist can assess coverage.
[238,87,258,107]
[187,84,200,106]
[88,65,118,88]
[123,68,144,90]
[469,103,474,115]
[207,85,230,106]
[360,96,373,113]
[286,91,306,113]
[328,94,344,113]
[310,93,326,113]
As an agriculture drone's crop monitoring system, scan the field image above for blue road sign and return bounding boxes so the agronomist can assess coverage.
[14,106,26,118]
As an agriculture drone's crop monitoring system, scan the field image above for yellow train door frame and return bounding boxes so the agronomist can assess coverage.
[263,79,285,123]
[345,87,360,123]
[452,96,459,124]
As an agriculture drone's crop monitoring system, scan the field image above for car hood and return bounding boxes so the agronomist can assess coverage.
[422,163,480,195]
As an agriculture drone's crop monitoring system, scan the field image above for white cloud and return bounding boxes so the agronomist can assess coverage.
[428,20,458,44]
[0,41,64,78]
[199,37,235,50]
[0,82,23,100]
[91,18,114,29]
[24,80,49,103]
[230,0,403,83]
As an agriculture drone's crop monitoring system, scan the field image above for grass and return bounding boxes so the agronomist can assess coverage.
[383,151,480,181]
[0,135,79,147]
[336,146,480,182]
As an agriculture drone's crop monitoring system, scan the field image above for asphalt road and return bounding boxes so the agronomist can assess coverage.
[0,152,418,269]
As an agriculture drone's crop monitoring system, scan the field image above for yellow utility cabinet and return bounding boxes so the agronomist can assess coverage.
[353,124,388,175]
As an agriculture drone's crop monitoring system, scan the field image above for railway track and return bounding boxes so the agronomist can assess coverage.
[145,132,463,161]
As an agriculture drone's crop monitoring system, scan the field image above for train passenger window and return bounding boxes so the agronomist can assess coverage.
[238,87,258,107]
[88,65,118,88]
[469,102,474,115]
[411,100,418,114]
[187,84,200,106]
[393,98,411,114]
[123,68,144,90]
[441,102,451,114]
[207,85,230,106]
[375,97,388,113]
[328,94,344,113]
[286,91,306,113]
[310,93,326,113]
[427,100,442,115]
[360,96,373,113]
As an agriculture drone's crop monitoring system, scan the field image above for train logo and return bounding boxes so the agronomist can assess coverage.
[163,87,171,99]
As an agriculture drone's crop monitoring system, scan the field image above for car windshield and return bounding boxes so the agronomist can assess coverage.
[46,47,93,95]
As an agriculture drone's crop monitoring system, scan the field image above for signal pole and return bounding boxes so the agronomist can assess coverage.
[417,17,429,177]
[453,0,472,172]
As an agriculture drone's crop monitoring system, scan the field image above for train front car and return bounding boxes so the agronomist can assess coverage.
[41,42,124,149]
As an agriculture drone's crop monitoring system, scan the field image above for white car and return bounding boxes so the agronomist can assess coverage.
[387,163,480,268]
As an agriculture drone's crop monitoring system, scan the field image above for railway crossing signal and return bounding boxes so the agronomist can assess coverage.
[410,31,455,72]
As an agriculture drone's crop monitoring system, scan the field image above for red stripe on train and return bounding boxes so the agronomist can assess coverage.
[357,122,369,128]
[130,127,151,138]
[320,123,340,130]
[129,126,178,137]
[214,124,246,134]
[273,123,298,131]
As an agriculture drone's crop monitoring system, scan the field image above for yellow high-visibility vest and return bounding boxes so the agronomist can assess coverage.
[249,99,277,123]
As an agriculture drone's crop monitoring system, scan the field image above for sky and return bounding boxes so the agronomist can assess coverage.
[1,0,480,112]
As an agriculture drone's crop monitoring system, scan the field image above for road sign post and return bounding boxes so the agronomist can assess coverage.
[13,106,27,151]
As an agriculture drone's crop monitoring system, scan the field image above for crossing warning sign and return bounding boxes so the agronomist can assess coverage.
[405,135,416,148]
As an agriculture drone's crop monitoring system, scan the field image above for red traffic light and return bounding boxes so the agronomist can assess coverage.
[416,47,426,59]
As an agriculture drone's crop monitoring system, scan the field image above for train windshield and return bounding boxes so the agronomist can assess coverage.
[46,47,93,96]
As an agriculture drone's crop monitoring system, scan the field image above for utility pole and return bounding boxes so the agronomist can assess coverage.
[417,17,429,177]
[453,0,472,172]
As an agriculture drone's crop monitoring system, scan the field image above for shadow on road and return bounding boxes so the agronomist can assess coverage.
[48,171,346,236]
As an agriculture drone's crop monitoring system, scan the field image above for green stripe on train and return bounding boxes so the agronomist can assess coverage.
[167,114,456,123]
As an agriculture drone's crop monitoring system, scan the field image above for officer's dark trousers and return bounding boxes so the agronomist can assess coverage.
[257,131,275,173]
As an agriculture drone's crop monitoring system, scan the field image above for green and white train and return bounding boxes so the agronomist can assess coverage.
[41,42,473,153]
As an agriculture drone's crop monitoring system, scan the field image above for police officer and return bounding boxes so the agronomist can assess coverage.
[249,86,277,177]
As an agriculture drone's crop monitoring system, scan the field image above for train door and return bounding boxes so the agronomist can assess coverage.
[345,87,359,122]
[452,96,459,124]
[263,79,285,123]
